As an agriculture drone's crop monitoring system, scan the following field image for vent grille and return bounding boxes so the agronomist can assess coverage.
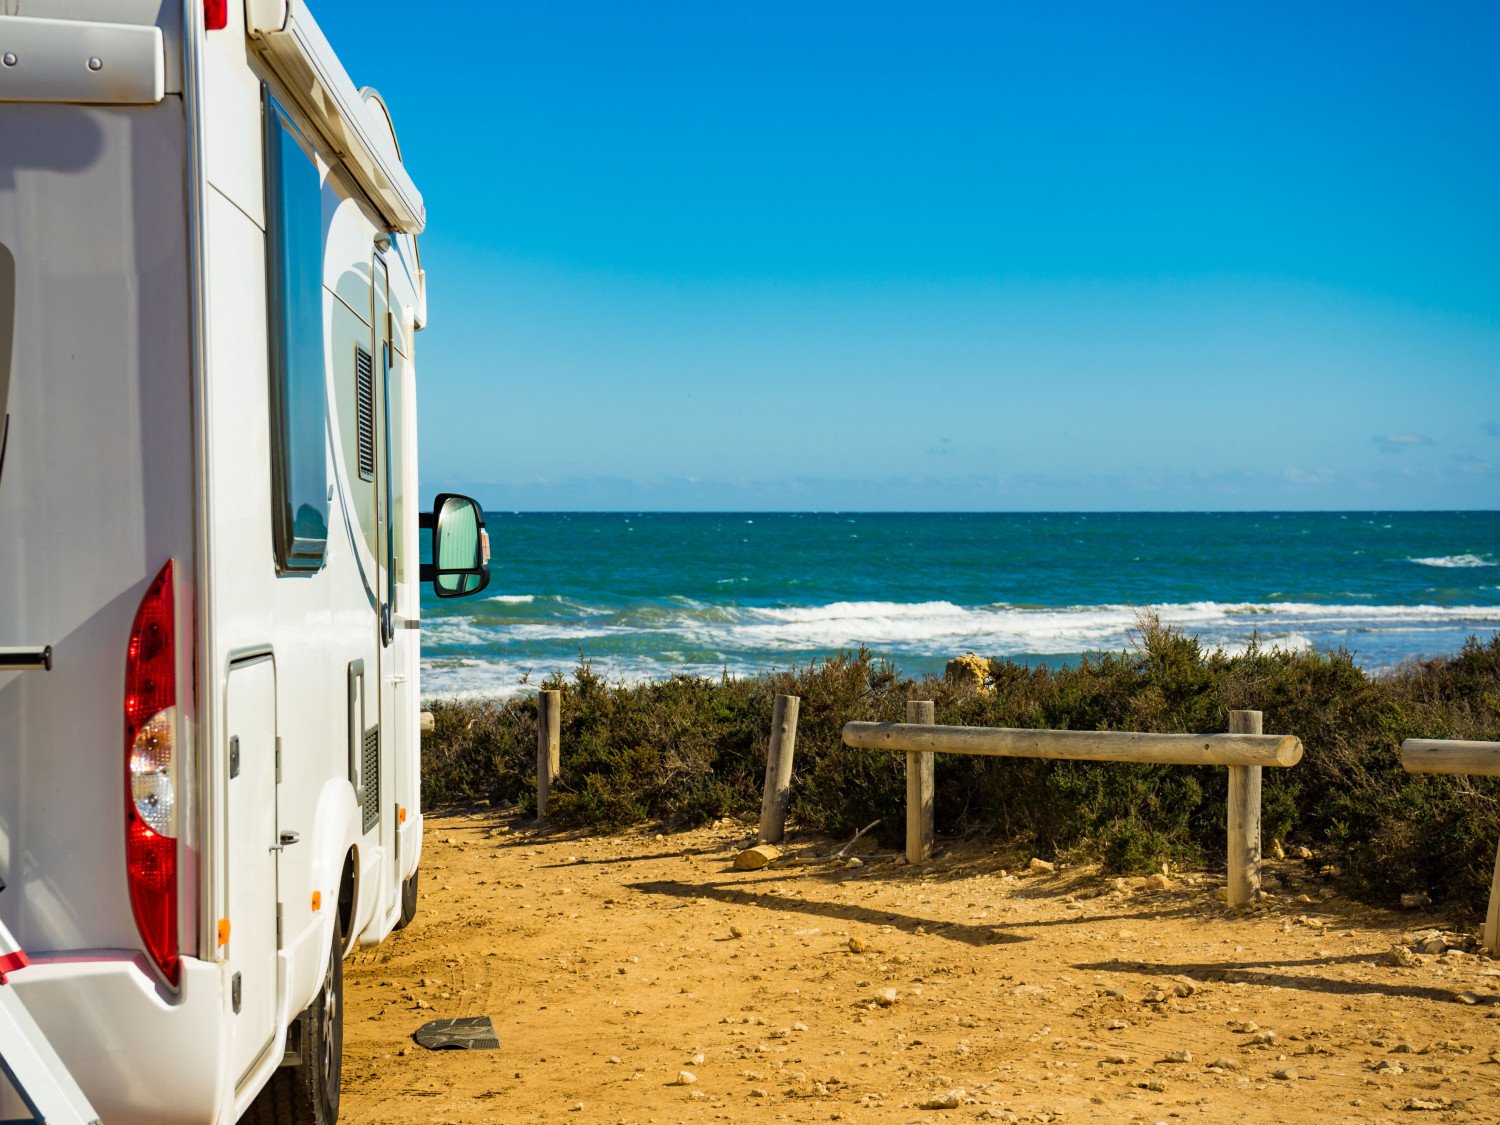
[362,724,380,833]
[355,345,375,481]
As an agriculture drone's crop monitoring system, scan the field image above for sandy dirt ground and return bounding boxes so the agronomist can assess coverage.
[340,809,1500,1124]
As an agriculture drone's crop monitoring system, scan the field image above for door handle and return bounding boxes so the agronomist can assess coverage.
[270,830,300,853]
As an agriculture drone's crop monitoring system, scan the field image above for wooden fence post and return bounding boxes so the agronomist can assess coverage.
[536,690,561,818]
[757,695,801,844]
[1226,709,1263,907]
[905,700,935,864]
[1485,839,1500,954]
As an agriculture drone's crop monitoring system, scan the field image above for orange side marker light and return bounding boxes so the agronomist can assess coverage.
[216,918,230,946]
[311,891,322,912]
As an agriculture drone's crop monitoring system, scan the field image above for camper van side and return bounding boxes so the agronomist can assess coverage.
[0,3,489,1122]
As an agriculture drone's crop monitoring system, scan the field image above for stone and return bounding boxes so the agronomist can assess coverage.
[1416,935,1447,955]
[673,1071,697,1086]
[875,987,898,1007]
[1401,892,1432,910]
[1271,839,1286,860]
[1028,858,1055,875]
[1208,1057,1240,1071]
[1161,1050,1192,1063]
[1293,846,1314,860]
[844,857,863,869]
[1250,1031,1279,1046]
[847,937,867,954]
[944,653,989,693]
[1144,873,1172,891]
[1403,1099,1452,1112]
[1270,1067,1296,1080]
[1383,944,1422,968]
[735,845,781,870]
[919,1089,966,1109]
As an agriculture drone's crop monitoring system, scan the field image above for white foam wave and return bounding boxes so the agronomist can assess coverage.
[488,594,536,604]
[709,600,1500,656]
[1409,554,1497,569]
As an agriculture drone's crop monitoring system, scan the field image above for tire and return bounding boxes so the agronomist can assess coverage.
[246,915,343,1124]
[394,868,419,931]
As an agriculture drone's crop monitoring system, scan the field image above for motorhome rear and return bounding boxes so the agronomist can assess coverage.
[0,2,488,1121]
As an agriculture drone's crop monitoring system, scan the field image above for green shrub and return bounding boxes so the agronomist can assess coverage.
[421,630,1500,919]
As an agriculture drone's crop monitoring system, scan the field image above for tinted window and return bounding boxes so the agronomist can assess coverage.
[265,97,328,572]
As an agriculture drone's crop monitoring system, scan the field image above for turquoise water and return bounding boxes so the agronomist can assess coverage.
[419,511,1500,699]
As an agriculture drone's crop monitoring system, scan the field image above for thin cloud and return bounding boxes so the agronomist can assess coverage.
[1372,434,1434,453]
[1484,420,1500,438]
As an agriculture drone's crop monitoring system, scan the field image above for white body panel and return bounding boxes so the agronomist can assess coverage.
[0,2,431,1121]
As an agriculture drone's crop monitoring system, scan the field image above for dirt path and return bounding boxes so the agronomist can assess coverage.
[340,810,1500,1124]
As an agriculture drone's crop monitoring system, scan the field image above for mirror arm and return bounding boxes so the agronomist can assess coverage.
[418,511,435,530]
[419,563,435,582]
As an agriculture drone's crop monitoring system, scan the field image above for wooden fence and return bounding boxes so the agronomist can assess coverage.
[844,706,1303,908]
[1401,738,1500,950]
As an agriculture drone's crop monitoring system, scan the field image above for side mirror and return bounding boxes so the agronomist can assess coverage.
[419,493,490,598]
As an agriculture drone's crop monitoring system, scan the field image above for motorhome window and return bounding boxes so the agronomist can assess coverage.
[265,97,329,573]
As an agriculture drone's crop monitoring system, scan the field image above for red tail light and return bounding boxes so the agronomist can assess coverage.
[125,560,179,986]
[205,0,228,30]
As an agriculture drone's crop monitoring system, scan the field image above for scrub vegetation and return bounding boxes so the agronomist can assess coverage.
[422,622,1500,917]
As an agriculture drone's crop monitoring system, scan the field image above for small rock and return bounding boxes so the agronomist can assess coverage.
[1270,1067,1296,1081]
[1229,1020,1260,1033]
[1028,857,1055,875]
[673,1071,697,1086]
[847,937,867,954]
[874,987,898,1007]
[1456,992,1480,1005]
[1416,936,1447,955]
[1271,839,1286,860]
[1250,1031,1279,1046]
[1404,1098,1451,1111]
[1293,845,1314,860]
[1144,873,1172,891]
[749,1087,767,1097]
[1384,944,1423,968]
[1161,1050,1192,1063]
[844,857,863,869]
[1207,1057,1240,1071]
[1401,892,1432,910]
[735,845,781,870]
[919,1089,965,1110]
[1135,1078,1166,1092]
[730,926,746,939]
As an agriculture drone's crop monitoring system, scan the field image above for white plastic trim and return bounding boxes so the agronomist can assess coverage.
[0,14,164,104]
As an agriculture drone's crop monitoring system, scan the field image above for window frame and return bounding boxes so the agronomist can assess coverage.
[264,92,330,574]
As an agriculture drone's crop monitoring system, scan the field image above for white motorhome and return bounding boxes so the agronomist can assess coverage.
[0,2,489,1121]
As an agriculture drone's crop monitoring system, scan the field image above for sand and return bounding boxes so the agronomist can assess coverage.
[340,810,1500,1123]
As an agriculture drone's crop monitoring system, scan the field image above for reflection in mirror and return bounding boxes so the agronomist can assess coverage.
[431,494,489,598]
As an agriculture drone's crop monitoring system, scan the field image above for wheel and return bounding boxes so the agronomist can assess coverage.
[245,915,343,1124]
[394,868,419,931]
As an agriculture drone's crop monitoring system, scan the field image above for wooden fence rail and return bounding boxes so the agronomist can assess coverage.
[844,707,1304,908]
[1401,738,1500,951]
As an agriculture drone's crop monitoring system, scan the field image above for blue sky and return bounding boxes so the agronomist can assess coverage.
[315,1,1499,511]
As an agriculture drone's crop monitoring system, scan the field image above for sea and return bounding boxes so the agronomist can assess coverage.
[418,511,1500,700]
